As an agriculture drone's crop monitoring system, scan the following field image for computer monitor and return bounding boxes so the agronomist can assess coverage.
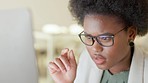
[0,8,38,83]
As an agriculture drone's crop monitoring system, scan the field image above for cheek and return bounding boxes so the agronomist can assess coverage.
[114,36,129,53]
[106,37,129,61]
[104,46,126,69]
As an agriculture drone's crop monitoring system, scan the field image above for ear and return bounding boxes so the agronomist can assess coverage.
[127,26,137,41]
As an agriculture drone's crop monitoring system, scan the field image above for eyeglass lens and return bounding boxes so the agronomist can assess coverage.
[79,33,114,47]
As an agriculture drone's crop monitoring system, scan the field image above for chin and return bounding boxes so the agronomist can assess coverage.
[96,64,109,70]
[98,67,108,70]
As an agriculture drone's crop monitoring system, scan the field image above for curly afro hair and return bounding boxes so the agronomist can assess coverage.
[69,0,148,36]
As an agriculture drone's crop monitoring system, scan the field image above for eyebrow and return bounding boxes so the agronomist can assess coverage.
[84,31,114,37]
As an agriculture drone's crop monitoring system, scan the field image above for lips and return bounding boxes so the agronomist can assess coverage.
[93,54,106,65]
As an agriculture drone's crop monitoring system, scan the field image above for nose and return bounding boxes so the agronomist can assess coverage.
[92,40,103,52]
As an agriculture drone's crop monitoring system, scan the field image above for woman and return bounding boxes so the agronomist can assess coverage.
[48,0,148,83]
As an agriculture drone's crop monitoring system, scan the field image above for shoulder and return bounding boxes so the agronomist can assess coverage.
[135,44,148,56]
[134,44,148,65]
[135,35,148,56]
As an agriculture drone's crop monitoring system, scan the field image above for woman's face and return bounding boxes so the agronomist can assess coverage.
[83,15,132,70]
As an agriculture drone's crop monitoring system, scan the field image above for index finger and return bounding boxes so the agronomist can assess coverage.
[61,48,69,57]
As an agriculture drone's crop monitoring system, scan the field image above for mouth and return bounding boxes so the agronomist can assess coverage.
[93,54,106,65]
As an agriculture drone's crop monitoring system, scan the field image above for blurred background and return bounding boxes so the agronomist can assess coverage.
[0,0,84,83]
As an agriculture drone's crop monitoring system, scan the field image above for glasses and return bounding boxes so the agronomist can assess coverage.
[78,28,126,47]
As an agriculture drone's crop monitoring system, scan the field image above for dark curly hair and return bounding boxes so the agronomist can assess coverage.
[69,0,148,36]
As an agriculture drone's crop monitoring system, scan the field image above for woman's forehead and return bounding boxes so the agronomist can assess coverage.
[83,15,125,35]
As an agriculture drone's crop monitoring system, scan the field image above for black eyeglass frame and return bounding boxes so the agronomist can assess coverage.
[78,28,127,47]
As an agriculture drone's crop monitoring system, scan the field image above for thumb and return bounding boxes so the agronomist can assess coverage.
[69,50,77,67]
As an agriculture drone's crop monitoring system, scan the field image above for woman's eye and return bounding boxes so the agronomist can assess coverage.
[99,36,112,41]
[85,35,92,39]
[102,37,109,40]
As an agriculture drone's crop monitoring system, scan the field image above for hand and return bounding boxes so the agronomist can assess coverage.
[48,48,77,83]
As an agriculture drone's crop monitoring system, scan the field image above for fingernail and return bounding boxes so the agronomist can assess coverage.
[61,48,68,55]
